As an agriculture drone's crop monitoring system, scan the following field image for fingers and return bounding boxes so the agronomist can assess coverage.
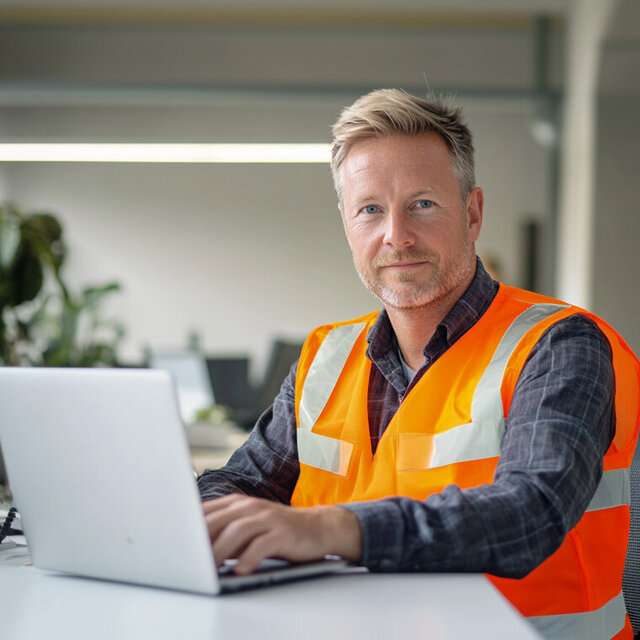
[233,530,283,575]
[212,512,271,568]
[199,496,362,575]
[202,493,245,514]
[203,495,261,543]
[203,495,283,568]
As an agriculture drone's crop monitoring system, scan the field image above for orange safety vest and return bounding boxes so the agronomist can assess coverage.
[291,284,640,640]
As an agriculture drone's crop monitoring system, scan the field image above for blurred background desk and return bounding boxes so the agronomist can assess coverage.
[186,420,249,474]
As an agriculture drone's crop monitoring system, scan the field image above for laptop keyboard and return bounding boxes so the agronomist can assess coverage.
[219,558,290,576]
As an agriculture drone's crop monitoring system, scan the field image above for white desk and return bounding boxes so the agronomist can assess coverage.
[0,544,541,640]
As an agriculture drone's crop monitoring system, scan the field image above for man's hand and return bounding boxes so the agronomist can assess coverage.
[202,495,362,575]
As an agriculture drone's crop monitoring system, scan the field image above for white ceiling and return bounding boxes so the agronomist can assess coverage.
[0,0,637,98]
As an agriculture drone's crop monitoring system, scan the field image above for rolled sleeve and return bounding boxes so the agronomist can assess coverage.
[341,499,406,571]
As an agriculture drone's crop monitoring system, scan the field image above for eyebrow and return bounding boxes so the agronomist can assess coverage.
[353,188,437,207]
[408,188,437,199]
[353,195,377,207]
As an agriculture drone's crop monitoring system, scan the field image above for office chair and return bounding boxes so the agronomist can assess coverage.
[255,339,303,417]
[623,437,640,639]
[205,341,302,430]
[206,356,257,429]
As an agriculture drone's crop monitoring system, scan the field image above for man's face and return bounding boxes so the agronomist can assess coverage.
[339,133,483,311]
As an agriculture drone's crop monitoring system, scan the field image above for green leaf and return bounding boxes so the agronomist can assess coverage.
[28,213,62,243]
[80,282,122,309]
[9,244,43,305]
[27,213,65,270]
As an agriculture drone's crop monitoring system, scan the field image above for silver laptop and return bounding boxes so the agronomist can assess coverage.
[0,367,348,594]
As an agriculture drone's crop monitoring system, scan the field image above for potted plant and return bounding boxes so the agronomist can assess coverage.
[0,201,124,368]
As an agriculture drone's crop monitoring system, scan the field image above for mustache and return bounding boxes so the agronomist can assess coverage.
[372,249,435,269]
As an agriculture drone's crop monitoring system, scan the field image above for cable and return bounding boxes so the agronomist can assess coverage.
[0,507,19,544]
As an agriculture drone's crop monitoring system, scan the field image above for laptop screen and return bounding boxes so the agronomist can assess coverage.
[149,351,215,424]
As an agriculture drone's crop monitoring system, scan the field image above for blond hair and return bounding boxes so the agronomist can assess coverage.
[330,88,475,200]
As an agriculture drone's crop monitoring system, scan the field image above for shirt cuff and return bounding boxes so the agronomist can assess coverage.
[340,499,407,571]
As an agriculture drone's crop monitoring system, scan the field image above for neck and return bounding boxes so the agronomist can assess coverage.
[385,273,475,371]
[385,306,445,371]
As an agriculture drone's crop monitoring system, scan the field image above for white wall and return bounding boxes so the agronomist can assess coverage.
[468,105,552,288]
[6,160,362,375]
[0,114,7,200]
[5,99,551,373]
[0,170,7,202]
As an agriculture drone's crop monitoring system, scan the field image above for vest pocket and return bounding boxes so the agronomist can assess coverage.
[397,420,505,471]
[398,433,434,471]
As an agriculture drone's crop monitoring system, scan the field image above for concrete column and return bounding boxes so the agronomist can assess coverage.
[555,0,618,308]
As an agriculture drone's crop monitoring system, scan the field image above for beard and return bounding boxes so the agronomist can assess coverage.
[354,242,476,311]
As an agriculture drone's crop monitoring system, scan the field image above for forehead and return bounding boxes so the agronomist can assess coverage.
[341,133,456,195]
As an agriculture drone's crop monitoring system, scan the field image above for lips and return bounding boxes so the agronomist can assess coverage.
[384,261,427,268]
[373,250,433,270]
[387,260,427,267]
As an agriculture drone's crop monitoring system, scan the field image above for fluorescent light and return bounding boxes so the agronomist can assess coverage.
[0,143,331,163]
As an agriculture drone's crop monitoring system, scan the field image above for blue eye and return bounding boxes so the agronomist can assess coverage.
[416,200,434,209]
[363,205,380,214]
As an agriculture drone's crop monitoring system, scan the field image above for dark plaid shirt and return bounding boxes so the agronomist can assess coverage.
[198,260,615,577]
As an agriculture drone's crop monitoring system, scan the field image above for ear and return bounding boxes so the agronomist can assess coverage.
[466,187,484,243]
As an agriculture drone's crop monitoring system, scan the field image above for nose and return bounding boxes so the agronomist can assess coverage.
[383,207,415,248]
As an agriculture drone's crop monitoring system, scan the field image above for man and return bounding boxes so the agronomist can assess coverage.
[198,89,639,640]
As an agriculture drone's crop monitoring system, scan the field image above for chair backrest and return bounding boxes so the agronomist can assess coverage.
[205,356,258,428]
[255,339,303,415]
[623,437,640,636]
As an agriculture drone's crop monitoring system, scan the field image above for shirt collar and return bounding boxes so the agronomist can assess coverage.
[365,256,499,360]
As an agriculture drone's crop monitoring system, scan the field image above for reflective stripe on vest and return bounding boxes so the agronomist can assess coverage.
[528,591,626,640]
[586,467,630,512]
[429,302,568,468]
[297,322,366,475]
